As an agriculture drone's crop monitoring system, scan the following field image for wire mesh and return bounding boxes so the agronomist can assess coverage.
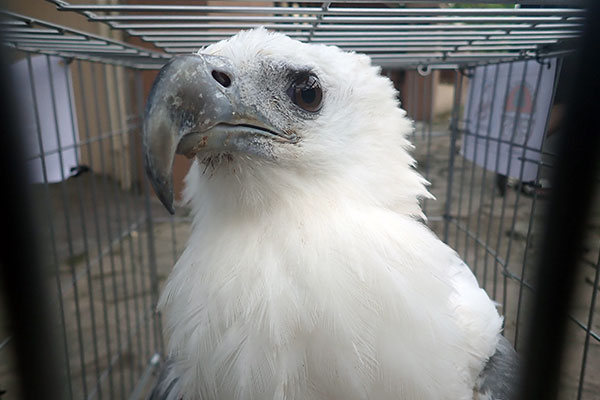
[408,58,600,399]
[0,1,597,400]
[0,11,168,69]
[0,50,177,398]
[1,1,585,68]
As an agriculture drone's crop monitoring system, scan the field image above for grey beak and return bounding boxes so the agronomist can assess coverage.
[143,54,236,214]
[143,54,298,214]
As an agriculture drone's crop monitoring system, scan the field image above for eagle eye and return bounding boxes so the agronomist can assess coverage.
[287,73,323,112]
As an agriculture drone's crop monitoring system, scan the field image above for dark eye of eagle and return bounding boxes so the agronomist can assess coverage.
[287,73,323,112]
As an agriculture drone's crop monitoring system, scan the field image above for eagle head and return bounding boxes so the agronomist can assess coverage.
[144,28,431,218]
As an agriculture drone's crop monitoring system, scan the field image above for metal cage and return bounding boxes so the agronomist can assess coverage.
[0,1,597,399]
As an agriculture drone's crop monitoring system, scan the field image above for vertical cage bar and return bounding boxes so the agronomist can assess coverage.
[25,54,74,400]
[62,56,104,399]
[108,62,140,394]
[453,69,475,251]
[133,72,154,362]
[485,61,514,301]
[443,69,464,243]
[100,62,129,400]
[410,71,417,139]
[493,61,530,316]
[110,63,139,393]
[422,72,434,216]
[45,54,89,398]
[473,63,501,291]
[77,59,111,400]
[462,64,489,273]
[126,69,147,375]
[75,59,109,400]
[89,60,119,399]
[135,71,165,357]
[126,68,153,371]
[420,72,427,140]
[511,60,554,349]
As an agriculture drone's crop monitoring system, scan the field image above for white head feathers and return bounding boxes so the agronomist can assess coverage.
[158,29,504,400]
[184,28,432,220]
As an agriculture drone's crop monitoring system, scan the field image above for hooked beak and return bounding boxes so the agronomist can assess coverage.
[143,54,297,214]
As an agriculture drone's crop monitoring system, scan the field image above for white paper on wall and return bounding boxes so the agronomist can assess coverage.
[11,55,79,184]
[461,59,557,182]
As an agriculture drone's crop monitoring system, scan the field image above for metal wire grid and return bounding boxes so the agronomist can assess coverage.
[422,61,599,399]
[0,11,169,69]
[0,49,187,398]
[8,1,585,68]
[0,1,597,399]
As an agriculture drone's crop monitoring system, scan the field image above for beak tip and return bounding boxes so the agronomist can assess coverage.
[158,190,175,215]
[151,177,175,215]
[165,201,175,215]
[144,158,176,214]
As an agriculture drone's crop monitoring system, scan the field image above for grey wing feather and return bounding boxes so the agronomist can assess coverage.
[148,359,181,400]
[475,334,520,400]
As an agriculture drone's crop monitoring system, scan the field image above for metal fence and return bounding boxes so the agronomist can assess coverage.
[0,1,597,399]
[0,53,168,398]
[409,59,600,400]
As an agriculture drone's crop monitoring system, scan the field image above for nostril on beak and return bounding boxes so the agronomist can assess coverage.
[211,70,231,88]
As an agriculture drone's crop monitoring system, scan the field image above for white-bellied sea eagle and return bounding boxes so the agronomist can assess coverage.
[143,28,518,400]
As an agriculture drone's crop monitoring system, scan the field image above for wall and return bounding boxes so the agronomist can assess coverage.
[5,0,133,190]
